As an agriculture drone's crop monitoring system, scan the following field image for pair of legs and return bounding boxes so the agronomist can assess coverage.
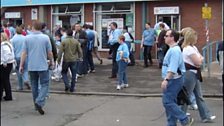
[15,59,30,90]
[77,48,88,75]
[0,64,13,101]
[111,43,120,77]
[117,60,128,85]
[87,50,95,71]
[183,71,215,121]
[93,47,103,64]
[143,45,153,67]
[162,77,190,126]
[29,71,49,108]
[61,61,78,92]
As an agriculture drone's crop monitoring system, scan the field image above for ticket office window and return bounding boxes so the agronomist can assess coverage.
[95,3,134,51]
[52,4,84,30]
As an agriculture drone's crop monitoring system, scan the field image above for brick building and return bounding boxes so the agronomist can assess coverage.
[1,0,223,59]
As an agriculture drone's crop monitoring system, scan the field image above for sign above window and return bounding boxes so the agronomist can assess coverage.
[5,12,21,18]
[154,7,179,15]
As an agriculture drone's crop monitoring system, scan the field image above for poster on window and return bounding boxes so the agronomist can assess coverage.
[31,8,38,20]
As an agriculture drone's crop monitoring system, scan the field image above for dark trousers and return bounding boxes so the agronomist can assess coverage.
[129,51,135,65]
[61,61,78,92]
[143,45,153,66]
[78,47,88,75]
[87,50,95,71]
[0,63,13,101]
[111,43,120,76]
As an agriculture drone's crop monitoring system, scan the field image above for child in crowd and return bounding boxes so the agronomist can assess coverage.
[116,35,130,90]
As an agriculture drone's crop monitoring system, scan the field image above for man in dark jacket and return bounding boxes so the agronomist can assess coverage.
[41,23,57,62]
[73,23,88,75]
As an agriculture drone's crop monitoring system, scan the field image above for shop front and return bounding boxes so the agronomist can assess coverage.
[154,6,181,31]
[4,12,23,26]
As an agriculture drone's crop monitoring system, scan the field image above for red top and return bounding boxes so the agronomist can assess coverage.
[22,30,27,36]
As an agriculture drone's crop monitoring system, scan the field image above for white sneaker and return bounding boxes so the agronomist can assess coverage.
[124,84,129,88]
[192,104,198,110]
[186,113,191,116]
[202,115,216,123]
[116,85,121,90]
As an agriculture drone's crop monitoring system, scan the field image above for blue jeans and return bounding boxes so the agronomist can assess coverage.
[183,71,213,120]
[162,76,189,126]
[29,70,49,107]
[189,92,197,107]
[61,61,78,92]
[157,49,165,66]
[117,60,128,85]
[15,58,29,89]
[38,70,52,97]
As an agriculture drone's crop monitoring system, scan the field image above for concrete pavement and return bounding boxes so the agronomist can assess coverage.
[1,92,223,126]
[10,58,223,97]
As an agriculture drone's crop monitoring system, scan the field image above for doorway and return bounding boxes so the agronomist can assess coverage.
[156,15,180,31]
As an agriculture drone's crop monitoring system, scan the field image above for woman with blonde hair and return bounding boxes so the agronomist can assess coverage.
[181,28,216,123]
[0,32,15,101]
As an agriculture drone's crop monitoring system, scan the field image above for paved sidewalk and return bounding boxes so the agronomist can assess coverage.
[10,58,223,97]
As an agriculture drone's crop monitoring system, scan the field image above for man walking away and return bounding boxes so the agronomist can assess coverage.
[20,21,53,115]
[57,29,83,92]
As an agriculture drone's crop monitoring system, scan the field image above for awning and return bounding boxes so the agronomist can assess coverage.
[1,0,156,7]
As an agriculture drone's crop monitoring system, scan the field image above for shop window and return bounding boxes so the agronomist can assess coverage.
[101,4,113,11]
[114,3,131,10]
[95,2,134,50]
[53,4,82,14]
[52,4,83,34]
[67,5,82,12]
[95,3,132,12]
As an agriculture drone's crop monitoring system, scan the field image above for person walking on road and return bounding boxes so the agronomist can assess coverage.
[57,29,83,92]
[181,28,216,123]
[161,29,194,126]
[19,21,54,115]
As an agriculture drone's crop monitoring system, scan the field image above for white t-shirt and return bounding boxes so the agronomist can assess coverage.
[123,32,132,42]
[182,45,201,73]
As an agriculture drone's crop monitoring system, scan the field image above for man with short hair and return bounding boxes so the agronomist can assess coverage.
[161,29,193,126]
[11,26,31,90]
[83,24,95,73]
[57,29,83,92]
[20,21,53,115]
[108,22,122,78]
[74,23,88,76]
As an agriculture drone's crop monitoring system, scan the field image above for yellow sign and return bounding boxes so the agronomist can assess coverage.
[202,7,212,19]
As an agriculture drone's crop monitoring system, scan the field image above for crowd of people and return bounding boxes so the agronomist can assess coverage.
[0,19,222,126]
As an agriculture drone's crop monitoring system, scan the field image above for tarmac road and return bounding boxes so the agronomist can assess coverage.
[1,92,223,126]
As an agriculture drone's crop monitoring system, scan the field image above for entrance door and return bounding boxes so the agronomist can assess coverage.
[156,15,180,31]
